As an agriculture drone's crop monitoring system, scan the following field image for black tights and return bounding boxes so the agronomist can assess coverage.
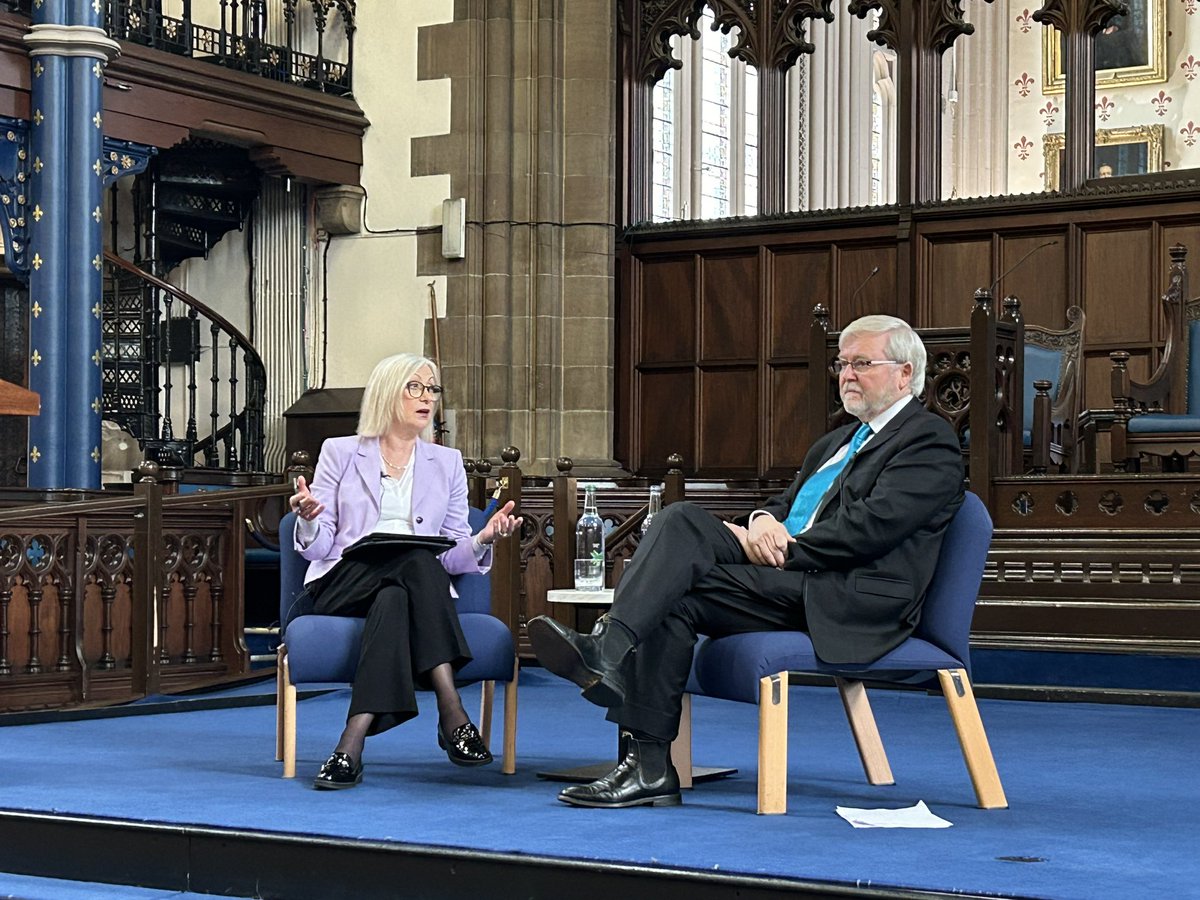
[334,662,469,764]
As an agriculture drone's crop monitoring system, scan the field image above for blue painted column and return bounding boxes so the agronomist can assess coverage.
[24,1,119,489]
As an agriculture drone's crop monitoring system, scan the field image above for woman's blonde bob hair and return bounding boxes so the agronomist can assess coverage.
[356,353,441,440]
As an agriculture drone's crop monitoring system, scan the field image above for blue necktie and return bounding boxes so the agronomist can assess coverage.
[783,423,872,535]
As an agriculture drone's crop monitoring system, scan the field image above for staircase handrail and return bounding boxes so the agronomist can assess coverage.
[103,250,264,375]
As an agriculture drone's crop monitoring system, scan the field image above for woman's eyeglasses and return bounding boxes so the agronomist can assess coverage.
[829,359,904,376]
[404,381,444,399]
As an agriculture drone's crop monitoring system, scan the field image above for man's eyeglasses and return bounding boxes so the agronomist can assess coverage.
[404,381,444,399]
[829,359,905,376]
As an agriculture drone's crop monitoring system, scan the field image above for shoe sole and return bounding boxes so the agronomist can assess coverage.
[446,754,494,768]
[313,775,362,790]
[527,618,625,708]
[557,792,682,809]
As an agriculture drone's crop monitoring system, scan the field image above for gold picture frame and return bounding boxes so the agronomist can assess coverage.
[1042,124,1165,191]
[1041,0,1167,94]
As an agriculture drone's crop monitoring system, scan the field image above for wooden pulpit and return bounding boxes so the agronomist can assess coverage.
[0,378,39,416]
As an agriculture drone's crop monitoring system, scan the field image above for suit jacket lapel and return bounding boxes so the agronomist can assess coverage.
[354,437,382,516]
[409,440,438,533]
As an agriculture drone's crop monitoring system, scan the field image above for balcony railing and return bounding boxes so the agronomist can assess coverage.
[100,1,356,97]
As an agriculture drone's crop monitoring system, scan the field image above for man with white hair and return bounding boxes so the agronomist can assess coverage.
[529,315,964,809]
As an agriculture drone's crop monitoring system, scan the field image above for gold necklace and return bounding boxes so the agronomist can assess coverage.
[381,448,410,472]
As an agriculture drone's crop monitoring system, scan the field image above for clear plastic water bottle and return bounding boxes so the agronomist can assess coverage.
[641,484,662,538]
[574,485,605,590]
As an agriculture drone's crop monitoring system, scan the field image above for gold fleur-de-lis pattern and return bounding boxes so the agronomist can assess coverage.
[31,301,42,318]
[90,447,100,462]
[91,397,101,414]
[29,446,40,463]
[92,112,102,129]
[32,252,43,270]
[31,349,42,366]
[91,303,101,319]
[91,349,101,366]
[32,204,42,222]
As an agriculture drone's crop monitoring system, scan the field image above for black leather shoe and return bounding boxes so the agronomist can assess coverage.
[558,732,681,808]
[438,721,494,767]
[527,614,632,708]
[313,751,363,790]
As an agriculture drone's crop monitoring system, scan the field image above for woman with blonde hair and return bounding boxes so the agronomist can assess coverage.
[289,353,521,789]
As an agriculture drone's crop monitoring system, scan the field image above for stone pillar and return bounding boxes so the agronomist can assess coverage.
[415,0,618,477]
[24,2,120,488]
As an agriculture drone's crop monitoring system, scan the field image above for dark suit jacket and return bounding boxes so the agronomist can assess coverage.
[757,398,964,664]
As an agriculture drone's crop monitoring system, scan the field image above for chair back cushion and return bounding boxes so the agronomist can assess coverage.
[1188,318,1200,416]
[1023,344,1062,426]
[279,512,311,627]
[911,491,992,670]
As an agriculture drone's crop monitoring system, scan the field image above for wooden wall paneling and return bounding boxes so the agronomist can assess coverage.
[638,256,696,364]
[769,249,828,359]
[923,239,990,327]
[768,366,810,476]
[1082,228,1154,347]
[697,367,758,474]
[998,234,1068,329]
[837,245,898,323]
[699,254,759,361]
[639,370,696,475]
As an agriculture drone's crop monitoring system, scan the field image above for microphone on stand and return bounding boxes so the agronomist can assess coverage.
[984,240,1058,296]
[849,266,880,305]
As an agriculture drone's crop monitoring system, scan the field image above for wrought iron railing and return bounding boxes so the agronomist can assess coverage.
[103,0,355,96]
[102,251,266,472]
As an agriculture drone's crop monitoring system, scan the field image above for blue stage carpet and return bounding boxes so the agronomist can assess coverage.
[0,669,1196,899]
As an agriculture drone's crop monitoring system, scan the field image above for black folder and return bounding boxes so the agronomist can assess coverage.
[342,532,457,562]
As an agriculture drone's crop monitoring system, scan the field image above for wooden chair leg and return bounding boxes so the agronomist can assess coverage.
[757,672,788,815]
[479,680,495,746]
[670,693,694,789]
[937,668,1008,809]
[835,677,895,786]
[279,649,297,779]
[500,658,518,775]
[275,645,285,762]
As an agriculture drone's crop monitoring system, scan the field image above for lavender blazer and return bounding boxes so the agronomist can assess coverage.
[295,435,492,585]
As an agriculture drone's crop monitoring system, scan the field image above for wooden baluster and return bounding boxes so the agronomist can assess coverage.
[98,579,116,670]
[161,291,175,441]
[160,570,172,665]
[552,457,577,591]
[182,575,197,664]
[663,452,685,506]
[969,289,995,509]
[0,577,11,676]
[55,572,72,672]
[209,576,225,663]
[26,574,42,674]
[808,303,834,437]
[493,447,523,637]
[132,461,163,696]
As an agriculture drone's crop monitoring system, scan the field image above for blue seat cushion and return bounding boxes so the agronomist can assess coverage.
[285,611,514,687]
[1127,414,1200,434]
[691,630,962,705]
[1023,344,1062,426]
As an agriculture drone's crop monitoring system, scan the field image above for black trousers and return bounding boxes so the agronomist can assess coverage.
[606,502,809,742]
[310,548,471,736]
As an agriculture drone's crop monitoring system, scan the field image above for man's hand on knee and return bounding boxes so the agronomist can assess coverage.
[745,515,794,568]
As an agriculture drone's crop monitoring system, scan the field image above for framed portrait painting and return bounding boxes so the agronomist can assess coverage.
[1042,124,1165,191]
[1041,0,1167,93]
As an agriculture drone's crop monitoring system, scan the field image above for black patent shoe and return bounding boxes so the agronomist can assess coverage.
[438,721,494,767]
[313,750,363,790]
[527,614,632,708]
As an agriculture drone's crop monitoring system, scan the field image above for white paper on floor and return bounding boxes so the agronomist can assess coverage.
[835,800,953,829]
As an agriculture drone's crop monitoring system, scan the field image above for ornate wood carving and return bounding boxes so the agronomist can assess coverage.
[636,0,835,81]
[846,0,898,50]
[1032,0,1128,37]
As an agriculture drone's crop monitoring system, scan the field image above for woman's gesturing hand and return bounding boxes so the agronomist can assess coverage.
[288,475,326,522]
[480,500,523,545]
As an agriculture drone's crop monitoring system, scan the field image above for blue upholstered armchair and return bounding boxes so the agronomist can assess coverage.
[274,509,518,777]
[1110,244,1199,472]
[673,492,1005,815]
